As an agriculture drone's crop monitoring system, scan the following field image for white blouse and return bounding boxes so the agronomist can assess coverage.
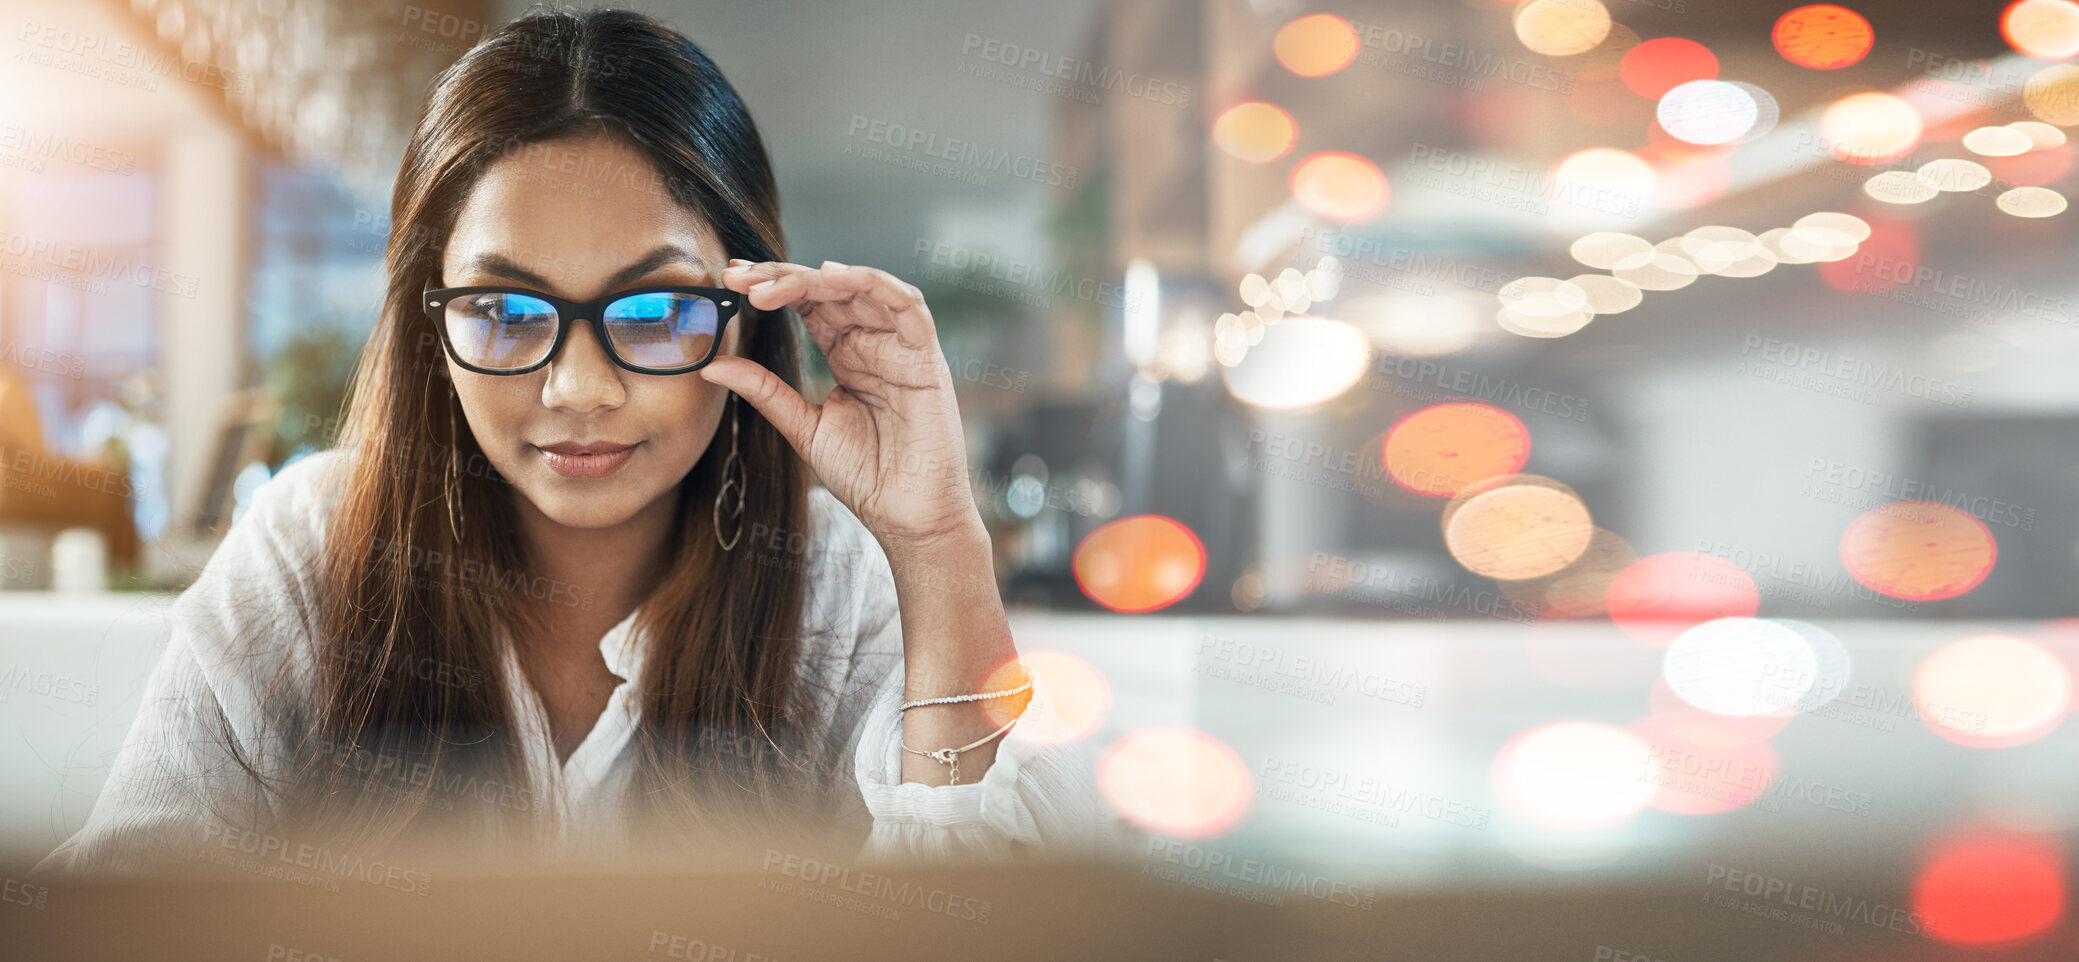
[35,448,1120,874]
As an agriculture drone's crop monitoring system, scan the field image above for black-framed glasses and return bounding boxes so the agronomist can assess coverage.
[422,280,742,375]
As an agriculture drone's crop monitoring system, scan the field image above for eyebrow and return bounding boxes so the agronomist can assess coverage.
[462,245,709,294]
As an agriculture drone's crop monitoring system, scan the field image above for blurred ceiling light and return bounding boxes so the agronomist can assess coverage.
[1913,831,2068,945]
[1664,617,1819,717]
[1565,274,1643,313]
[1219,315,1371,408]
[1497,276,1600,336]
[1613,251,1701,290]
[1727,82,1784,142]
[1382,403,1533,497]
[1819,92,1924,163]
[1679,225,1760,264]
[1305,257,1343,300]
[1917,157,1995,191]
[1998,185,2070,216]
[1964,124,2036,156]
[1571,231,1653,269]
[1498,305,1595,338]
[1551,147,1658,221]
[1155,328,1211,384]
[1491,721,1659,829]
[2023,64,2079,124]
[1239,273,1270,306]
[2003,0,2079,59]
[1441,476,1595,580]
[982,651,1110,743]
[1914,635,2073,747]
[1605,552,1761,646]
[1289,151,1390,222]
[1866,169,1941,203]
[1072,515,1207,612]
[1273,13,1361,77]
[1213,102,1299,163]
[2009,120,2069,148]
[1621,37,1719,98]
[1840,501,1998,602]
[1795,210,1873,242]
[1123,259,1160,372]
[1349,293,1482,356]
[1098,728,1253,838]
[1772,5,1876,69]
[1513,0,1613,57]
[1657,80,1760,145]
[1758,227,1820,264]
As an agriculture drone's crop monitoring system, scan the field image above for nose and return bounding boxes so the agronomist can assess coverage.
[540,317,627,413]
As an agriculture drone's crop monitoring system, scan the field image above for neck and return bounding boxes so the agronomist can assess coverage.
[509,486,678,639]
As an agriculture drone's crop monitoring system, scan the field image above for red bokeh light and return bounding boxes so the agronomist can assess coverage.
[1621,38,1719,99]
[1840,501,1997,602]
[1605,553,1761,645]
[1914,830,2065,945]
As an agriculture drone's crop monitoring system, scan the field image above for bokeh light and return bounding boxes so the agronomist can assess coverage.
[1620,37,1718,99]
[1772,5,1875,70]
[1631,712,1780,816]
[1514,0,1613,58]
[1491,721,1659,829]
[1289,151,1389,222]
[1606,553,1761,646]
[1441,476,1595,581]
[980,650,1111,744]
[1213,102,1298,163]
[1656,80,1758,145]
[2003,0,2079,60]
[1997,185,2069,216]
[1220,315,1372,408]
[1913,830,2066,944]
[1550,147,1658,221]
[1914,634,2072,747]
[1819,92,1924,163]
[1098,728,1253,838]
[1839,501,1997,602]
[1273,14,1360,78]
[1072,515,1207,612]
[1382,403,1533,498]
[2023,64,2079,124]
[1663,618,1818,717]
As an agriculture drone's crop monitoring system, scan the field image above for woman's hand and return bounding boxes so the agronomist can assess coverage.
[703,259,981,556]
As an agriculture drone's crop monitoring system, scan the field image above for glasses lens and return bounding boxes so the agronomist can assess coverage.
[604,293,720,369]
[445,292,558,370]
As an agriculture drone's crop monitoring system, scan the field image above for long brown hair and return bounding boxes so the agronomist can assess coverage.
[265,8,847,852]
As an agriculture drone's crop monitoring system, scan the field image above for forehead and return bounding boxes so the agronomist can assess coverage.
[442,132,724,294]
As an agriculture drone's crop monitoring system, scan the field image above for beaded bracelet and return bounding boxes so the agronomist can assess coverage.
[899,667,1036,712]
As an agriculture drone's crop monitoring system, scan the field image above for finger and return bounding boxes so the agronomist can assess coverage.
[812,262,937,349]
[737,264,902,333]
[699,355,821,459]
[717,260,814,294]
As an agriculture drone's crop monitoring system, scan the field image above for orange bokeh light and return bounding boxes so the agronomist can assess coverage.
[1097,728,1253,838]
[1620,37,1719,99]
[1839,501,1997,602]
[2004,0,2079,60]
[1072,515,1207,613]
[1772,5,1875,70]
[1212,101,1299,163]
[1913,831,2066,945]
[1273,14,1360,78]
[1605,553,1761,646]
[980,650,1112,744]
[1913,634,2072,747]
[1289,151,1390,222]
[1819,91,1924,163]
[1381,403,1532,498]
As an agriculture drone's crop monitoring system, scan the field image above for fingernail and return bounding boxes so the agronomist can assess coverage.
[821,260,849,271]
[728,258,752,265]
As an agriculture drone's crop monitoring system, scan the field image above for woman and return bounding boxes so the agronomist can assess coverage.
[40,8,1113,872]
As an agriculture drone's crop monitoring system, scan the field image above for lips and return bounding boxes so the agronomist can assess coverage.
[536,440,639,478]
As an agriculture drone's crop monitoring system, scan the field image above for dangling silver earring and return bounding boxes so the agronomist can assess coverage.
[446,384,467,543]
[713,395,745,551]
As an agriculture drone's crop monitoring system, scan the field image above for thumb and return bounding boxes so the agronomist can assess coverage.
[701,355,820,458]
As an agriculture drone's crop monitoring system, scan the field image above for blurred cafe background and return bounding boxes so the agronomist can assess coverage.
[5,0,2079,956]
